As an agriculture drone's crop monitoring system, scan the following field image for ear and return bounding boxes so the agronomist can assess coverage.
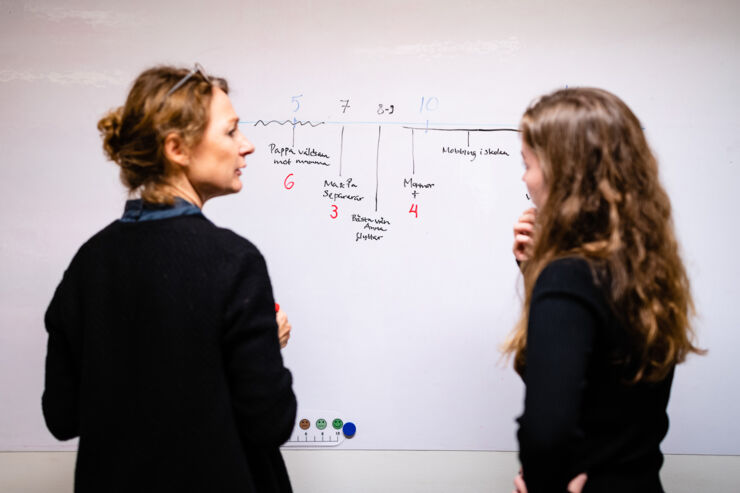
[163,132,190,168]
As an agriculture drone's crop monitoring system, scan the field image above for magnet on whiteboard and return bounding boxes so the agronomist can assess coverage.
[342,422,356,438]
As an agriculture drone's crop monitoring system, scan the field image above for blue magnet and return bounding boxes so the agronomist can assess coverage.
[342,422,356,438]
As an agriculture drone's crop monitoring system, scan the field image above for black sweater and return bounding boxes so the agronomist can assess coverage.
[518,258,672,493]
[43,213,296,493]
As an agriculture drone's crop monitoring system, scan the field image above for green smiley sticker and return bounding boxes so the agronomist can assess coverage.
[316,419,327,430]
[332,418,343,430]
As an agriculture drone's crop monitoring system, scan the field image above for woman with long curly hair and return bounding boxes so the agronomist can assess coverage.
[505,88,703,492]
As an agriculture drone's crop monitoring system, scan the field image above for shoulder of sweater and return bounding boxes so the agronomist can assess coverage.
[187,216,260,252]
[201,220,265,262]
[533,257,609,316]
[66,219,122,264]
[74,215,263,264]
[535,257,593,287]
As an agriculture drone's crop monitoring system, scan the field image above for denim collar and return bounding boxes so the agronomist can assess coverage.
[120,197,201,223]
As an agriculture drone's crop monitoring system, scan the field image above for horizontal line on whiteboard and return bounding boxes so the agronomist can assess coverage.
[240,120,519,129]
[403,126,519,132]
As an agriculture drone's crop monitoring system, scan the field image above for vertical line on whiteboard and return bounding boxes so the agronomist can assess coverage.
[339,126,345,177]
[411,129,416,175]
[292,123,295,148]
[467,131,470,147]
[375,125,381,212]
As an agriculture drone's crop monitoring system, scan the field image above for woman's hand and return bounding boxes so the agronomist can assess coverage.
[513,470,588,493]
[513,207,537,262]
[276,308,292,348]
[513,470,527,493]
[567,473,588,492]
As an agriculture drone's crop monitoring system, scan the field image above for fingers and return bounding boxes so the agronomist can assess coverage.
[278,324,291,348]
[567,473,588,493]
[276,309,292,349]
[513,210,536,235]
[513,472,528,493]
[512,208,537,262]
[514,221,534,234]
[513,232,535,260]
[519,207,537,223]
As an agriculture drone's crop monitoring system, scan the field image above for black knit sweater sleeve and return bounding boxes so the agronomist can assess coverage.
[43,267,81,441]
[517,258,603,493]
[221,245,297,447]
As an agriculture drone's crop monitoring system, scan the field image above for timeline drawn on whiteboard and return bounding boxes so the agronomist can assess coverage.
[243,96,521,242]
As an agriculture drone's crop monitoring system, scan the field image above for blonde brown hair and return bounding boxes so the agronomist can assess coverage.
[503,87,703,383]
[97,65,228,204]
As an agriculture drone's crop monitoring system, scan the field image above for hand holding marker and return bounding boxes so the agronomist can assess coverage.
[275,303,291,349]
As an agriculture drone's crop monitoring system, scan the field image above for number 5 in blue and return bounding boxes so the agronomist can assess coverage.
[291,94,303,112]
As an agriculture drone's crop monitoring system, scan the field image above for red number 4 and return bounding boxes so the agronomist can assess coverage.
[409,203,418,218]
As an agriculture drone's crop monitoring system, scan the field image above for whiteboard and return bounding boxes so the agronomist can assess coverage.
[1,0,738,454]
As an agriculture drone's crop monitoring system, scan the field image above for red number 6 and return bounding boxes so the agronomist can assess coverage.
[284,173,295,190]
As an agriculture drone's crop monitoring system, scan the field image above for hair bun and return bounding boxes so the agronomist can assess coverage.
[97,107,124,164]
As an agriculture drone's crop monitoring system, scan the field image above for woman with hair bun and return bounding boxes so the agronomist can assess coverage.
[505,88,704,492]
[42,64,296,493]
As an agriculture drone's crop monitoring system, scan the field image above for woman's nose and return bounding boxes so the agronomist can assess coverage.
[240,136,255,156]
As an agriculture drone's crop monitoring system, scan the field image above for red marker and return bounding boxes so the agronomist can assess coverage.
[275,303,280,313]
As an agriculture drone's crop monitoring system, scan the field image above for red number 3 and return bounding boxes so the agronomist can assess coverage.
[330,204,338,219]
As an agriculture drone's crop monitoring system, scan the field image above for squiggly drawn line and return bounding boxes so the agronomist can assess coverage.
[253,119,325,128]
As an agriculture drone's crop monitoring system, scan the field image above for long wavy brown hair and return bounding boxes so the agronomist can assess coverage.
[503,87,704,383]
